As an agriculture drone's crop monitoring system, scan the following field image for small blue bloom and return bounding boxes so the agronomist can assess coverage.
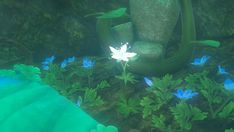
[224,79,234,91]
[67,56,76,63]
[82,57,95,68]
[60,56,76,68]
[76,100,81,107]
[42,65,49,70]
[218,65,229,75]
[42,56,55,65]
[174,89,198,100]
[42,56,55,70]
[144,77,153,87]
[191,55,210,66]
[60,59,68,68]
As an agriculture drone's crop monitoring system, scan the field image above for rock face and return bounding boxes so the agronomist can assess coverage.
[132,41,164,59]
[112,22,134,45]
[129,0,180,45]
[193,0,234,38]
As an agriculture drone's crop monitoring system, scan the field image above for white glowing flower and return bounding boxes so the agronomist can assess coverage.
[109,43,136,62]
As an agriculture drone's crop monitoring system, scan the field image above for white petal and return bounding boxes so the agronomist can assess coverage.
[120,44,127,53]
[125,52,136,58]
[111,54,120,60]
[109,46,119,54]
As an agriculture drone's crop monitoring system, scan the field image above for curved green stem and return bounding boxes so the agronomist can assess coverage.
[212,95,234,118]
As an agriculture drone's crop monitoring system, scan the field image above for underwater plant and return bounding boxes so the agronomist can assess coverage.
[173,89,198,100]
[109,43,137,87]
[191,55,210,66]
[143,77,153,87]
[41,55,55,70]
[60,56,76,68]
[41,56,109,113]
[218,65,229,75]
[224,79,234,91]
[116,96,140,118]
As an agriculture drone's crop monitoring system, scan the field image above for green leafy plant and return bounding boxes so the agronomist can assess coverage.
[218,101,234,120]
[170,102,207,130]
[140,74,182,119]
[117,97,140,118]
[152,114,169,131]
[80,88,104,109]
[115,71,137,86]
[225,128,234,132]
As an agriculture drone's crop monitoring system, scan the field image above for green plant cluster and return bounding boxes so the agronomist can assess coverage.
[113,71,234,131]
[138,72,234,131]
[41,61,110,113]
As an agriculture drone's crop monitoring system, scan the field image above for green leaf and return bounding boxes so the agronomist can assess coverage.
[117,97,139,117]
[225,128,234,132]
[170,102,207,130]
[14,64,41,81]
[83,88,104,108]
[97,8,127,19]
[152,115,166,129]
[96,80,110,90]
[192,40,221,48]
[218,101,234,118]
[116,72,137,86]
[185,71,208,89]
[140,97,154,118]
[199,77,224,104]
[152,74,182,90]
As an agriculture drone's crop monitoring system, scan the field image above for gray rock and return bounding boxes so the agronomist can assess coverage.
[111,22,134,45]
[193,0,234,38]
[130,0,180,45]
[132,41,164,59]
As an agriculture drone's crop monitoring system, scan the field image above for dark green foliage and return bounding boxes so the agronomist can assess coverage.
[41,62,109,113]
[117,97,140,118]
[225,128,234,132]
[115,72,137,86]
[218,101,234,119]
[81,88,104,108]
[170,102,207,130]
[96,8,127,19]
[140,74,182,119]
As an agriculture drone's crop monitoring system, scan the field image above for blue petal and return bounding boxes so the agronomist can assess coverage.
[144,77,153,87]
[82,57,95,68]
[42,65,49,70]
[60,60,68,68]
[218,65,229,75]
[224,79,234,90]
[67,56,76,63]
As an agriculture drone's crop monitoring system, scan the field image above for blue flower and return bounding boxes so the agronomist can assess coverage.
[224,79,234,91]
[42,56,55,70]
[67,56,76,63]
[218,65,229,75]
[76,99,81,107]
[42,65,49,70]
[174,89,198,100]
[144,77,153,87]
[60,56,76,68]
[60,59,68,68]
[82,57,95,68]
[191,55,210,66]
